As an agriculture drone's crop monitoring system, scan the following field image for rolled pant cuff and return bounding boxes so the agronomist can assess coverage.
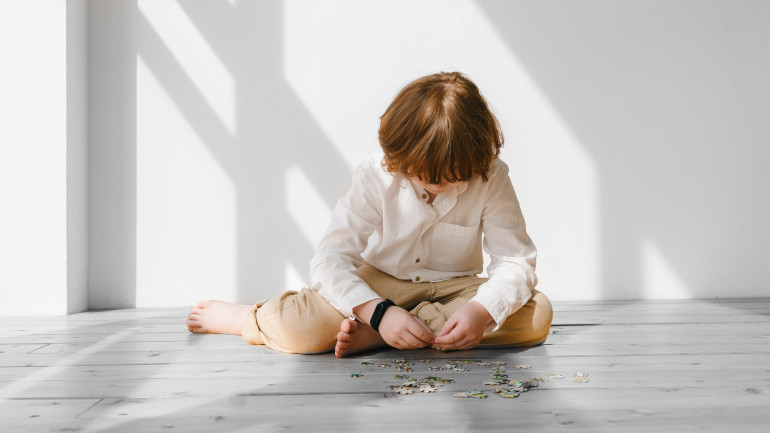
[241,302,265,345]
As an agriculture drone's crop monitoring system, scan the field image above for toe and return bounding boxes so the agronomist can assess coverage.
[340,318,356,333]
[334,343,344,357]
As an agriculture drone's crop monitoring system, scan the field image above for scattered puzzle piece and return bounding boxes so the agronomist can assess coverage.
[494,388,520,398]
[369,358,587,401]
[454,390,487,399]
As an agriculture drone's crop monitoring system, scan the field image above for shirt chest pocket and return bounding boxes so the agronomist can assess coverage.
[429,221,481,269]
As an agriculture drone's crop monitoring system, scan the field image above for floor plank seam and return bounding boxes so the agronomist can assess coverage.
[74,398,103,419]
[26,343,50,354]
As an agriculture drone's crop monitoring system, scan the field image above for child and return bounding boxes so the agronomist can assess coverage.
[186,72,552,357]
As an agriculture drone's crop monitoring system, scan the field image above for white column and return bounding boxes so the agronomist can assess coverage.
[0,0,88,315]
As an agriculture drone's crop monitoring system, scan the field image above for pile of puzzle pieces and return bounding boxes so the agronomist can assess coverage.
[352,358,589,400]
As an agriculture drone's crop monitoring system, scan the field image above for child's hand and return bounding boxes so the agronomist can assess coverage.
[378,307,435,349]
[433,301,493,350]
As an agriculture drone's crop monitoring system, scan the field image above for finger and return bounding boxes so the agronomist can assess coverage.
[406,320,435,344]
[434,326,463,345]
[439,337,472,351]
[382,332,405,350]
[401,331,428,349]
[436,318,458,338]
[392,337,409,350]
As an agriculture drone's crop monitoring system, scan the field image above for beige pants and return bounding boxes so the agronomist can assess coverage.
[242,263,553,354]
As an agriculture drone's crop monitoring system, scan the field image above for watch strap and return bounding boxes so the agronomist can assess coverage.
[370,299,396,332]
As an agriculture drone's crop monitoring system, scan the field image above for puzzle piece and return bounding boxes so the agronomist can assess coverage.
[419,384,438,393]
[454,390,487,399]
[494,388,520,398]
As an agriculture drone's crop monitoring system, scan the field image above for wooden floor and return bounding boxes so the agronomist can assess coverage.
[1,299,769,432]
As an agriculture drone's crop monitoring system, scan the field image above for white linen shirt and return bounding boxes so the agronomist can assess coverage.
[309,151,537,331]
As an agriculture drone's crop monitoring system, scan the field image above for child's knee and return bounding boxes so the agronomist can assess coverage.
[529,290,554,344]
[255,289,342,354]
[258,311,338,353]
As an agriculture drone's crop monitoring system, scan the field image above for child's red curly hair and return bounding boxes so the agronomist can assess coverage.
[379,72,503,184]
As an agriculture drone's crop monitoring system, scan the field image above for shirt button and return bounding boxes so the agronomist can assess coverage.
[415,276,421,282]
[422,193,428,199]
[415,258,420,263]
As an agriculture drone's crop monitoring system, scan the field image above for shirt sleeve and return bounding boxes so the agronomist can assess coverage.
[471,161,538,331]
[309,164,384,319]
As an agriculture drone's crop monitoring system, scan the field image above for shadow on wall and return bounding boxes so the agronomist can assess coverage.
[475,0,770,299]
[89,0,137,309]
[89,1,351,307]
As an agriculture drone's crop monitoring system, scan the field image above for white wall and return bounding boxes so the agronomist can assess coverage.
[1,1,768,315]
[0,0,88,315]
[86,0,770,308]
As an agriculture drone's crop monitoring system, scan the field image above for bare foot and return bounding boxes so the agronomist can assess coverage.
[335,318,387,358]
[186,300,254,335]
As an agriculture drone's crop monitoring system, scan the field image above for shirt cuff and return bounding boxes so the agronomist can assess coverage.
[470,285,531,332]
[325,283,381,321]
[470,291,506,332]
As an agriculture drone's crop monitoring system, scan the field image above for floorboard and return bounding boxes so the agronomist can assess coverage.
[1,298,769,432]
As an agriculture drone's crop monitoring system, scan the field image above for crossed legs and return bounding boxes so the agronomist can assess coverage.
[188,264,553,356]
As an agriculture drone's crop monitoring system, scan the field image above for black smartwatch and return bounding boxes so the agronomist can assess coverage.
[369,299,396,332]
